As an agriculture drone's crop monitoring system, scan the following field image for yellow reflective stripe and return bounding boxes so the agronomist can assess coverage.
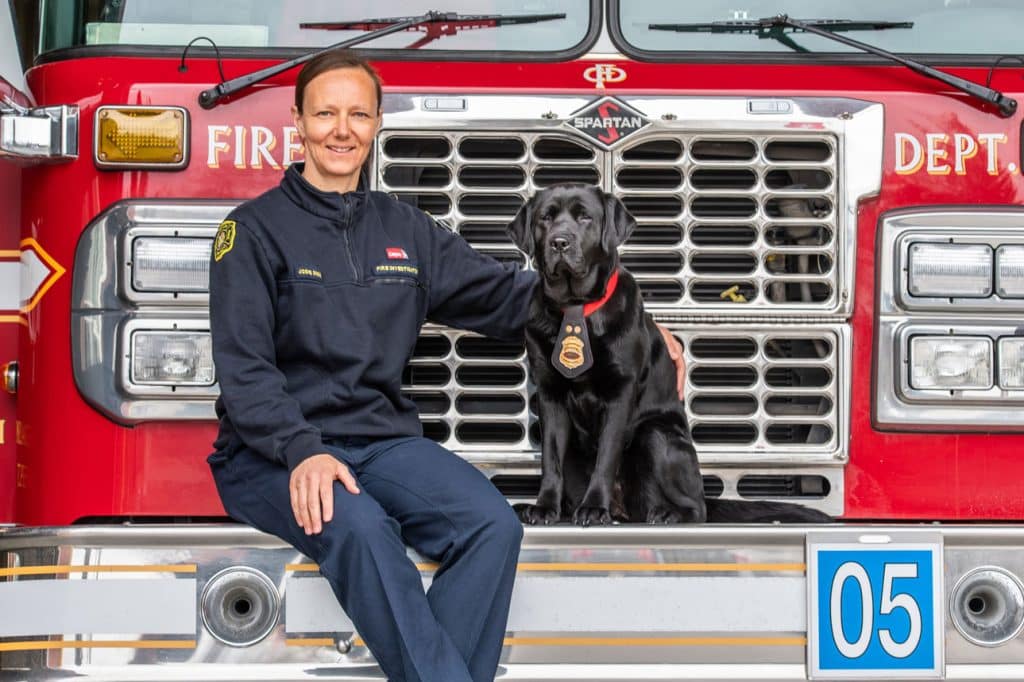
[516,563,805,572]
[287,562,803,573]
[0,564,198,577]
[285,636,805,648]
[0,640,196,652]
[504,636,806,646]
[286,637,335,647]
[288,562,440,572]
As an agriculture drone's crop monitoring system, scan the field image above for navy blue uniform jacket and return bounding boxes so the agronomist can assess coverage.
[210,164,537,470]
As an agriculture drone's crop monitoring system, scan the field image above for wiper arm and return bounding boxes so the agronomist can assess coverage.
[651,15,1017,117]
[302,12,565,50]
[198,11,563,109]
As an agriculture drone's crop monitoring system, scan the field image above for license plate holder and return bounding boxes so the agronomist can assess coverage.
[807,530,943,679]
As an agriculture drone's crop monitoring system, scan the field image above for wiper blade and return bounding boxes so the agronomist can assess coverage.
[650,18,911,53]
[302,12,565,49]
[650,14,1017,117]
[198,11,563,109]
[306,11,564,49]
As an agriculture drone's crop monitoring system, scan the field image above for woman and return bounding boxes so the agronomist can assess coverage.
[208,50,685,682]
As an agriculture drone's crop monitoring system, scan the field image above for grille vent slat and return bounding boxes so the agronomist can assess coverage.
[621,139,683,161]
[400,328,839,466]
[534,166,601,186]
[691,139,756,161]
[380,129,839,309]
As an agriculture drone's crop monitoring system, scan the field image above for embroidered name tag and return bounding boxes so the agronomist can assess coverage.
[374,264,419,276]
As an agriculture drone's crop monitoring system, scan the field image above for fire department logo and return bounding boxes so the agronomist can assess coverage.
[583,63,627,89]
[568,97,650,149]
[214,220,236,262]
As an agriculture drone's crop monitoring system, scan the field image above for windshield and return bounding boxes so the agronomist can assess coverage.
[34,0,594,57]
[612,1,1024,55]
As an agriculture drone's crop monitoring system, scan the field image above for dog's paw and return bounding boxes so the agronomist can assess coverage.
[514,503,561,525]
[646,506,685,524]
[573,505,612,527]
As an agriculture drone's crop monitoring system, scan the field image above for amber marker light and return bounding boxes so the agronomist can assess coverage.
[94,106,189,169]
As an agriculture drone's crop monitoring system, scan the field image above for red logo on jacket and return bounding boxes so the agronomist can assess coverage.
[386,247,409,260]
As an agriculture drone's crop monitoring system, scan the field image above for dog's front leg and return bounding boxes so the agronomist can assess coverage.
[574,409,629,526]
[515,398,571,525]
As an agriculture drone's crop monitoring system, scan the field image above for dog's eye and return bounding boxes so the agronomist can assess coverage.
[579,213,592,222]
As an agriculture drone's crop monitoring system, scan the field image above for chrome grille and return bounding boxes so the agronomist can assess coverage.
[380,112,854,493]
[379,129,838,312]
[402,324,846,464]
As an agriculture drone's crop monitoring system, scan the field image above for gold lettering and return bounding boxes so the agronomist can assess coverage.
[15,420,26,446]
[925,133,950,175]
[979,133,1007,175]
[207,125,232,168]
[953,133,978,175]
[233,126,248,169]
[284,126,304,167]
[0,418,4,445]
[894,133,924,175]
[15,463,26,488]
[250,126,281,170]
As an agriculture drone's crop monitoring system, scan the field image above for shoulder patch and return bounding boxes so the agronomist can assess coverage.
[214,220,236,261]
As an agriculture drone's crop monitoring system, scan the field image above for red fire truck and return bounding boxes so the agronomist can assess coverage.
[2,1,1023,679]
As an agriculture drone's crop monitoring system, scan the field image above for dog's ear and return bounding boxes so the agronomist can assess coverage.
[507,196,534,257]
[601,191,636,254]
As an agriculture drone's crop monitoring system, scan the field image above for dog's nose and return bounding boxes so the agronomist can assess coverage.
[550,236,571,252]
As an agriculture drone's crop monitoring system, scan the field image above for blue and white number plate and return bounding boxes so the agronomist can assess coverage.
[807,531,943,679]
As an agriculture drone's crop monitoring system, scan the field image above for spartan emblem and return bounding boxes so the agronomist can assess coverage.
[213,220,236,261]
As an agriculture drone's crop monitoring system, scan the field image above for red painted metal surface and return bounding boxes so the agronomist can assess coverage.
[0,161,19,523]
[13,55,1024,524]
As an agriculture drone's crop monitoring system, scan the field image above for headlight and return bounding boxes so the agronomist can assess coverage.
[998,337,1024,389]
[995,245,1024,298]
[131,237,212,292]
[131,331,214,386]
[909,336,992,390]
[907,243,992,298]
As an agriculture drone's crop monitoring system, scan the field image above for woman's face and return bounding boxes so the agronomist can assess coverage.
[292,67,380,194]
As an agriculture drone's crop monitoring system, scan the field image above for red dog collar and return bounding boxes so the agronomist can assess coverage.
[582,269,620,318]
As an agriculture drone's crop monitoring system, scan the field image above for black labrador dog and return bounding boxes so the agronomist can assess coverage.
[508,184,830,526]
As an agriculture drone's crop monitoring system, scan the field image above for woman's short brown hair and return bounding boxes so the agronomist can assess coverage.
[294,50,383,113]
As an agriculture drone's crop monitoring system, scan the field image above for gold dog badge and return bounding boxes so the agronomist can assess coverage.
[213,220,236,261]
[552,306,593,379]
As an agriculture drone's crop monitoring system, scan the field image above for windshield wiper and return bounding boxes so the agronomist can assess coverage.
[198,10,564,109]
[651,18,911,53]
[302,12,565,50]
[650,14,1017,118]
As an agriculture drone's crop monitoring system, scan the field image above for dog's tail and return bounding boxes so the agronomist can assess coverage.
[705,498,832,523]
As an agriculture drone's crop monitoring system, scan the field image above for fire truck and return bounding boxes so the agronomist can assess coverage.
[2,1,1024,679]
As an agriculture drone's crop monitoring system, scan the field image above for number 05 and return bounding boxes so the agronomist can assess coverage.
[830,562,922,659]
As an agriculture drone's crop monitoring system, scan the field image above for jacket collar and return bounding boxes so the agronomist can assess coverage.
[280,163,368,221]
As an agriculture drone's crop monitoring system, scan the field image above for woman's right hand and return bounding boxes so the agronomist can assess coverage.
[289,454,360,535]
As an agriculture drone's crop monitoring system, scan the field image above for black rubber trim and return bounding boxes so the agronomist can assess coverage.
[34,0,602,67]
[606,0,1024,68]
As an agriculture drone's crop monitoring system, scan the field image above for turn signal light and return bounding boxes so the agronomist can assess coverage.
[94,106,188,169]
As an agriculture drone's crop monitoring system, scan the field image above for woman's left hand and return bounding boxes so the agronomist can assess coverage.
[656,323,686,400]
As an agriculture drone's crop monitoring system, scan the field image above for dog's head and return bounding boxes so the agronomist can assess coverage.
[508,184,636,304]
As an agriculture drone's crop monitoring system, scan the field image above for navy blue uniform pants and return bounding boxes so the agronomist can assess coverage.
[209,436,523,682]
